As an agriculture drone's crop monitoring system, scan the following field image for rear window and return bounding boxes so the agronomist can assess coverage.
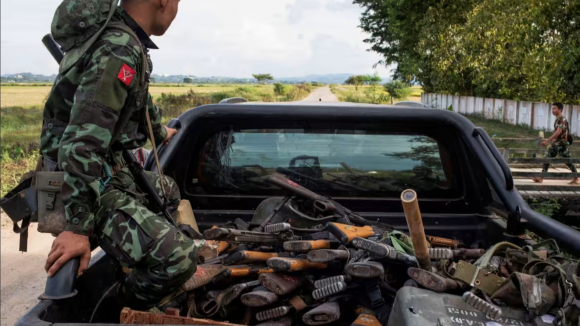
[191,128,457,198]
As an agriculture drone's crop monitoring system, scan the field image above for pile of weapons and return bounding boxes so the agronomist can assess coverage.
[121,175,579,326]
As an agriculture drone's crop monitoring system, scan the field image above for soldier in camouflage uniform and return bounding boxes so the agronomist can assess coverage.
[533,103,579,185]
[42,0,202,309]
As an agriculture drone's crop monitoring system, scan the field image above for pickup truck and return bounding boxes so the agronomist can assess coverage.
[17,102,580,326]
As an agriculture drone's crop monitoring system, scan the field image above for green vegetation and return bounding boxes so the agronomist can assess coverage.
[344,74,383,91]
[355,0,580,104]
[1,147,40,197]
[462,113,556,150]
[332,84,422,105]
[252,74,274,83]
[530,199,562,218]
[155,85,311,118]
[384,81,412,101]
[273,83,287,95]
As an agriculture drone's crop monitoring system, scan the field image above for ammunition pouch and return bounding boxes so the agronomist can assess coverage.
[0,169,68,252]
[451,260,505,295]
[36,172,67,235]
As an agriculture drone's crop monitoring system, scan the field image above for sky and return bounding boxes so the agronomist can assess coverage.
[1,0,392,78]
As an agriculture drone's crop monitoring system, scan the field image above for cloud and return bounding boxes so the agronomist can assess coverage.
[325,0,359,12]
[1,0,392,78]
[286,0,322,24]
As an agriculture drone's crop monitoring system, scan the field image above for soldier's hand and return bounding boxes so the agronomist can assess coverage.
[45,231,91,277]
[164,126,178,145]
[541,140,549,146]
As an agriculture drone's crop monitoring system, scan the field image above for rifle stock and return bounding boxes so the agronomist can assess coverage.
[267,257,328,272]
[326,223,381,243]
[213,266,274,283]
[283,240,340,252]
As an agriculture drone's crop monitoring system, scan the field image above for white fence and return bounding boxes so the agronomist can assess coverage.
[421,93,580,137]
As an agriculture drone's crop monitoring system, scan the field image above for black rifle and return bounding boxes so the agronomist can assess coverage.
[269,174,394,230]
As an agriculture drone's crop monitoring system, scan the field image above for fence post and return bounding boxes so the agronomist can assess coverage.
[503,148,510,161]
[503,99,507,122]
[531,102,536,129]
[516,101,520,125]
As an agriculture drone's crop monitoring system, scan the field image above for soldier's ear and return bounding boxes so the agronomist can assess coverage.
[158,0,170,11]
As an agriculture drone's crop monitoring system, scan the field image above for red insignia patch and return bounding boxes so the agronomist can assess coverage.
[117,63,136,86]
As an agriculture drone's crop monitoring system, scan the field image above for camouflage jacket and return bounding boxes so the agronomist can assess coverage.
[553,116,570,146]
[40,1,167,236]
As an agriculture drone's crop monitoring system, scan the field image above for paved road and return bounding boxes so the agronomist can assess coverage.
[301,86,339,102]
[1,224,54,326]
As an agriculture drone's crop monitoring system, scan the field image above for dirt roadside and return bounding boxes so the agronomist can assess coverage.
[1,219,54,326]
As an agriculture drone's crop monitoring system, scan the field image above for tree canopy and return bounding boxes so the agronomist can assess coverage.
[355,0,580,104]
[252,74,274,83]
[345,74,383,90]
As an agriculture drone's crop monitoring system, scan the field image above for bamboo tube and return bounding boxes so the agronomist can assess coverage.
[401,189,431,270]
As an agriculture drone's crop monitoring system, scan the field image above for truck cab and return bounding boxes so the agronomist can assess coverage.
[17,102,580,326]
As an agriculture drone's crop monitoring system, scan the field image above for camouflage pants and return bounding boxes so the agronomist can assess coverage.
[542,143,578,173]
[94,170,200,309]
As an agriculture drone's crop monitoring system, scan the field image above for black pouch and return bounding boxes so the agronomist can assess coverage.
[0,170,38,252]
[0,173,37,226]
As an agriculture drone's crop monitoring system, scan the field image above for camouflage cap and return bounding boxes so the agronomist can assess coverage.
[50,0,118,73]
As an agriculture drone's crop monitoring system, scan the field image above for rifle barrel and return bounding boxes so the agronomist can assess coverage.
[42,34,63,64]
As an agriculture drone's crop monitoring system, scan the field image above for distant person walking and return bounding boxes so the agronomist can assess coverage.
[533,102,579,185]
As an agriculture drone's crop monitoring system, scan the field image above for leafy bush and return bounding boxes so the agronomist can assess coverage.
[284,84,313,101]
[530,199,561,218]
[384,80,412,100]
[343,92,367,103]
[274,83,288,95]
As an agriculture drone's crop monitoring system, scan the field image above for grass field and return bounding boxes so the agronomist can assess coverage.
[0,83,298,149]
[1,86,52,108]
[0,84,270,107]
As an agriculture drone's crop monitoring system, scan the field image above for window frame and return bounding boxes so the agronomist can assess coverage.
[180,118,473,214]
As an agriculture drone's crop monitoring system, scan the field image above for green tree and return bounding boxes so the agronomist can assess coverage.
[366,74,382,86]
[183,77,193,84]
[354,0,439,83]
[384,80,412,101]
[355,0,580,104]
[417,0,477,94]
[252,74,274,83]
[345,75,365,90]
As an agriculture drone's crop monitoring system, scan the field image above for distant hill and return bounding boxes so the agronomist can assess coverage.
[1,72,57,83]
[278,74,381,84]
[150,73,392,85]
[1,73,390,85]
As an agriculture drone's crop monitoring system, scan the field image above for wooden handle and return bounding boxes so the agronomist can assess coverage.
[401,190,431,270]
